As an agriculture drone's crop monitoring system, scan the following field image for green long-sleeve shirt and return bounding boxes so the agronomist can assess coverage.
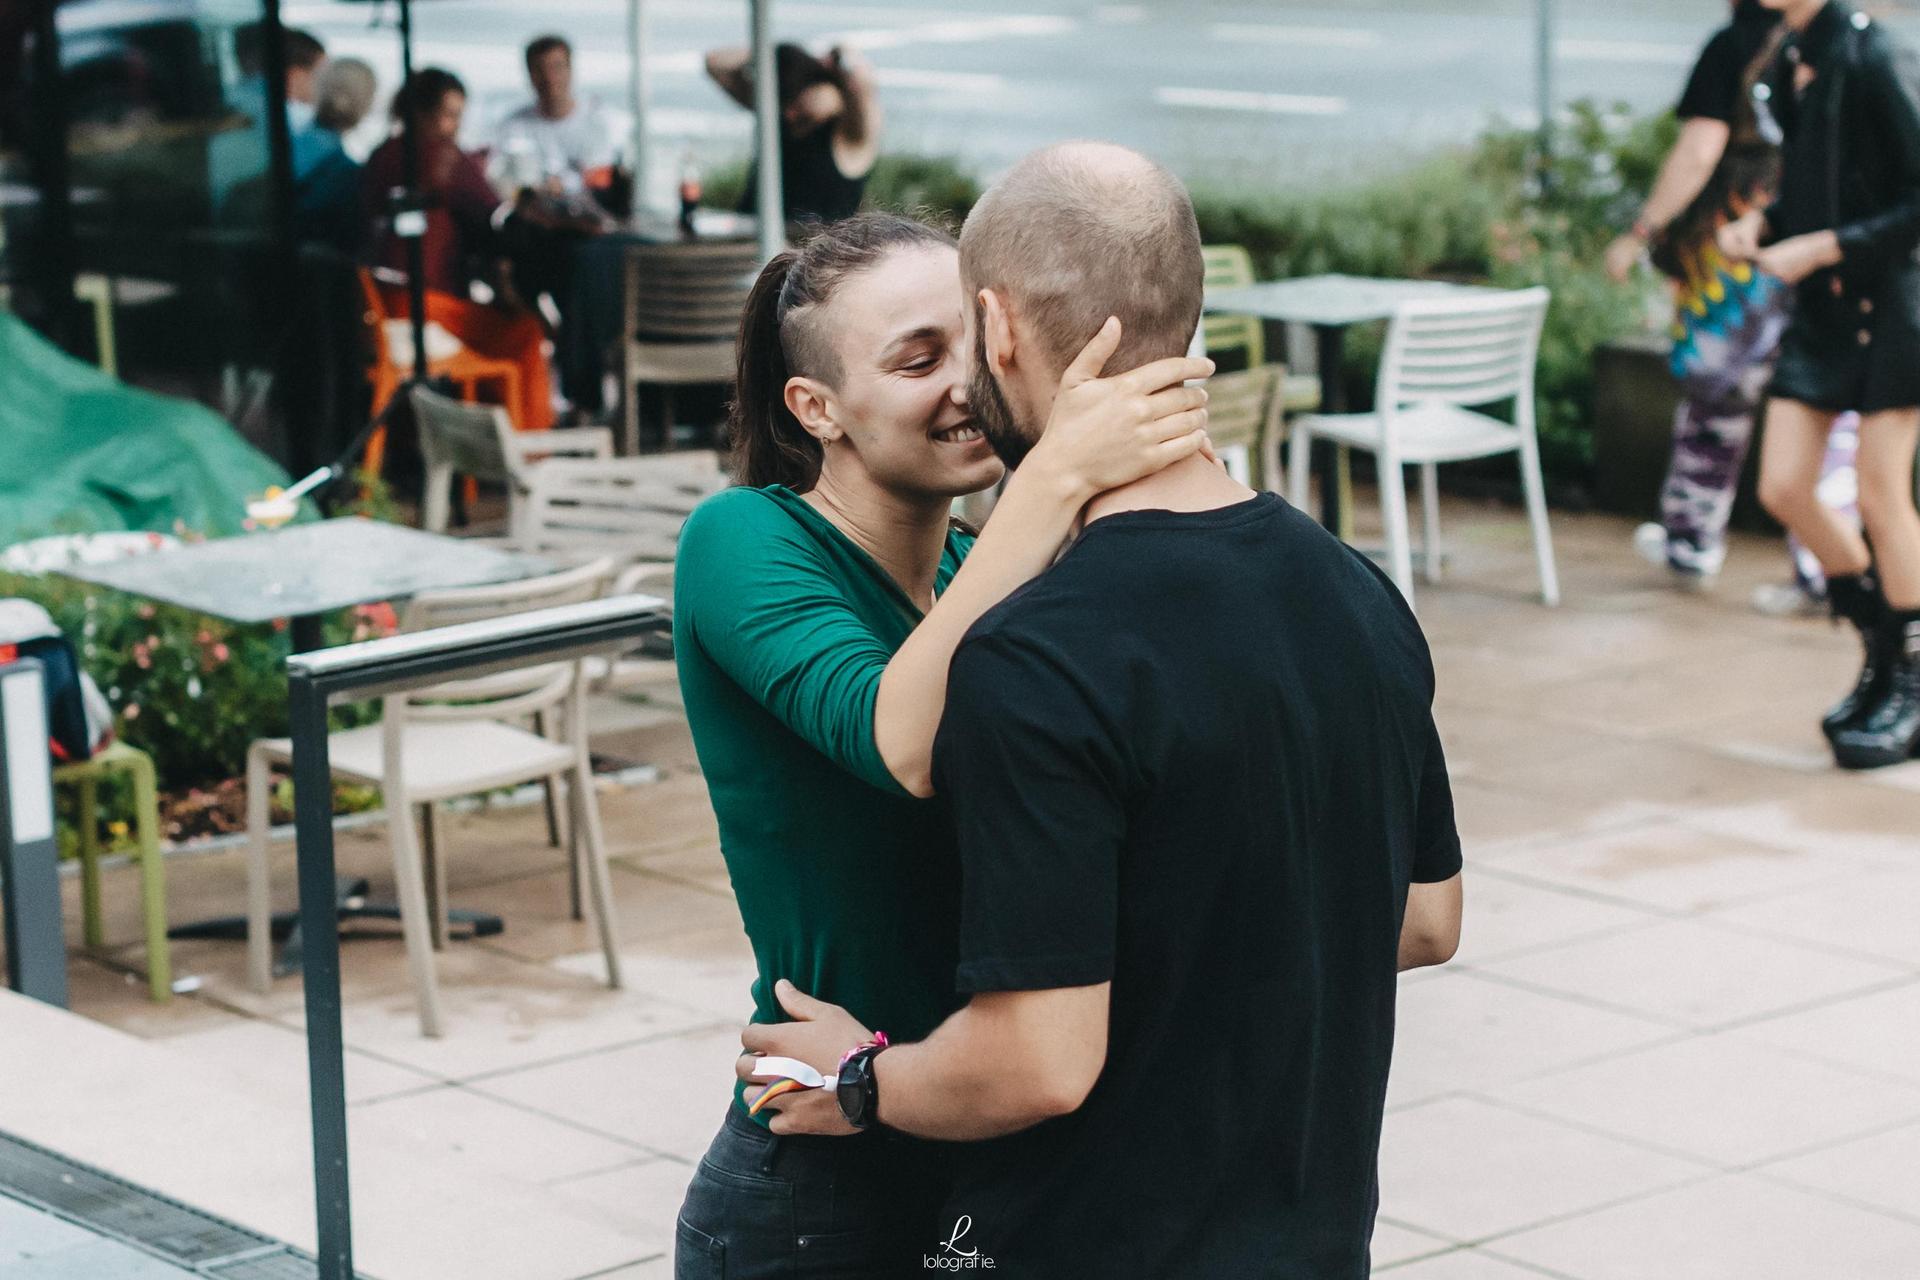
[673,485,974,1121]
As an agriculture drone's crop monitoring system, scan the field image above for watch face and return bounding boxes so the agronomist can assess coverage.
[837,1055,873,1127]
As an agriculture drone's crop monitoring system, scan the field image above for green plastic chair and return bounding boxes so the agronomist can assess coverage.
[54,741,172,1001]
[1201,244,1323,413]
[1201,245,1265,371]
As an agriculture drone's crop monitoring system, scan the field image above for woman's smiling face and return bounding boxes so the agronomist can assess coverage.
[796,242,1005,503]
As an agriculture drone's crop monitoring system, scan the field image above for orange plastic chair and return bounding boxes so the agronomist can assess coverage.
[357,269,524,477]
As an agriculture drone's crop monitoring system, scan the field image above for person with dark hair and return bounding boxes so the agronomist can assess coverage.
[670,210,1214,1276]
[494,34,617,198]
[743,144,1463,1277]
[1720,0,1920,768]
[490,34,620,418]
[234,23,328,129]
[216,23,328,212]
[362,68,553,431]
[705,41,880,225]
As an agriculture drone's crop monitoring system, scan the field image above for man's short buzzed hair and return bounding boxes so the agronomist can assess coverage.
[526,34,571,67]
[960,141,1204,375]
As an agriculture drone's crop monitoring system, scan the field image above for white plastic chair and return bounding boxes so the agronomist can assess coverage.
[514,453,727,693]
[244,558,623,1037]
[513,452,724,576]
[1288,287,1558,607]
[410,386,615,537]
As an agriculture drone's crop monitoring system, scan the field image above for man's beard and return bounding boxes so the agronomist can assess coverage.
[968,314,1039,469]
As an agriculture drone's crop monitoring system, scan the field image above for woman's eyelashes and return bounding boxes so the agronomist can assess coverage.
[894,348,942,375]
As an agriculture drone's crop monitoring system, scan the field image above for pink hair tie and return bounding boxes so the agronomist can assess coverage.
[839,1031,889,1072]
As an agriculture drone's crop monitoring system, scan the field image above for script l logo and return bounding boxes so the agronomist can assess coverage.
[941,1215,979,1257]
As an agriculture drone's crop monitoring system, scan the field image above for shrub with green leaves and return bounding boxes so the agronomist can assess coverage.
[709,100,1676,492]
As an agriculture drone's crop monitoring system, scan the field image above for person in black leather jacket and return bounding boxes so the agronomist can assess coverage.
[1720,0,1920,769]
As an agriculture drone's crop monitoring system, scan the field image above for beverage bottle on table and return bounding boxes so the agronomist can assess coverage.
[678,153,701,237]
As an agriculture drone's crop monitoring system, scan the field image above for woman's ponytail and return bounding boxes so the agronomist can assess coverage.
[728,251,823,490]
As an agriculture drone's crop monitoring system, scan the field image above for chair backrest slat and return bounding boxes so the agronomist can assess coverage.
[518,453,726,566]
[1378,288,1549,411]
[397,557,615,715]
[625,240,762,343]
[1203,365,1283,488]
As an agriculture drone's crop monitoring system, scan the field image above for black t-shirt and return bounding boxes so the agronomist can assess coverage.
[1676,0,1782,122]
[930,492,1461,1279]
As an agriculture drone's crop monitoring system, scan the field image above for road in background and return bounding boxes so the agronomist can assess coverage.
[287,0,1920,198]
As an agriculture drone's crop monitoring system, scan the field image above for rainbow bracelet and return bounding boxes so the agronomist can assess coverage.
[745,1033,890,1118]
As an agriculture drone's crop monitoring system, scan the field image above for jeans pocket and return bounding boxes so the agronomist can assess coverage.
[794,1226,912,1279]
[677,1156,796,1280]
[674,1216,725,1280]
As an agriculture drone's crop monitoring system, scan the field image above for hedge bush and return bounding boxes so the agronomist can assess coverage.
[713,100,1678,492]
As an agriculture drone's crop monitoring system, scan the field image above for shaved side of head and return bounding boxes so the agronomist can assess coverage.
[960,141,1204,376]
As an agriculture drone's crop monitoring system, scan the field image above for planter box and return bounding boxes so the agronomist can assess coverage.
[1592,334,1777,534]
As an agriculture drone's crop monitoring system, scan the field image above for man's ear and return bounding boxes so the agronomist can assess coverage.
[978,287,1018,377]
[784,376,840,444]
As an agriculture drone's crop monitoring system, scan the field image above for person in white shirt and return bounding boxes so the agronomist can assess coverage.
[494,34,616,200]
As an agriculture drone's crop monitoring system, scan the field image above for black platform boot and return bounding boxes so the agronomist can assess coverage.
[1831,611,1920,770]
[1821,572,1891,742]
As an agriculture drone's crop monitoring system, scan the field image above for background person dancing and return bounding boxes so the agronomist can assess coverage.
[1723,0,1920,768]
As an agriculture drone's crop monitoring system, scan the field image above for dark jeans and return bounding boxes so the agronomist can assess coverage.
[675,1105,952,1279]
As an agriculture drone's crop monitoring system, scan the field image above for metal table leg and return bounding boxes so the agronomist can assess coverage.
[1312,324,1356,541]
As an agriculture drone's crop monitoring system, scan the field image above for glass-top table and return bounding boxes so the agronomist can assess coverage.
[57,517,555,633]
[54,518,561,975]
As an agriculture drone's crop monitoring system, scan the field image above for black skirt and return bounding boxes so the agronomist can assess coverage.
[1770,265,1920,413]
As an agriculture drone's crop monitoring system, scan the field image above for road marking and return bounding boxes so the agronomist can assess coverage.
[1207,23,1383,49]
[1557,38,1696,66]
[829,15,1079,52]
[875,68,1010,95]
[1155,86,1348,117]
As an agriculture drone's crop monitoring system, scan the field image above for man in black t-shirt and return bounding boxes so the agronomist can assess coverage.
[740,142,1464,1278]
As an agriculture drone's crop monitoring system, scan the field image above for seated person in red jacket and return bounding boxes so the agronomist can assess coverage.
[362,67,553,431]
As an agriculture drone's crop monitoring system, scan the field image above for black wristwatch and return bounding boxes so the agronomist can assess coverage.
[836,1041,888,1131]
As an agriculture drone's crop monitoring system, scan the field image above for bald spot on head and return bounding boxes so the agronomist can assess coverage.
[960,141,1204,376]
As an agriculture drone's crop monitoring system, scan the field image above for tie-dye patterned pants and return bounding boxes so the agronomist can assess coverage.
[1658,284,1854,585]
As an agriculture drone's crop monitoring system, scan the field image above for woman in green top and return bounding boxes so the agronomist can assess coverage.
[672,212,1213,1277]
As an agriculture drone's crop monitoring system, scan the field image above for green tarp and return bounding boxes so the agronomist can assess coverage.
[0,312,292,546]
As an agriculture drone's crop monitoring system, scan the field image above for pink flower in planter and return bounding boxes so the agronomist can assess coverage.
[352,602,400,638]
[212,643,230,663]
[124,704,141,721]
